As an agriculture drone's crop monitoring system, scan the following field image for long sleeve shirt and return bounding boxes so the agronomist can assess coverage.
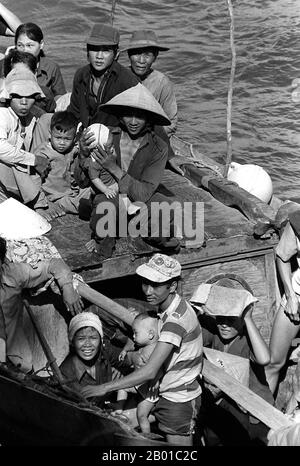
[74,126,168,203]
[0,258,74,341]
[0,107,36,168]
[141,69,177,137]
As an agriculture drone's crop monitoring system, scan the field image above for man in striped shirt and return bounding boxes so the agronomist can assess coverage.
[81,253,203,445]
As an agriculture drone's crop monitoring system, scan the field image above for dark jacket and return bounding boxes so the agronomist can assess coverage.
[67,61,139,128]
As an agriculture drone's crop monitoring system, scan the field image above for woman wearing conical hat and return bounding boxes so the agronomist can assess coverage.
[75,83,180,259]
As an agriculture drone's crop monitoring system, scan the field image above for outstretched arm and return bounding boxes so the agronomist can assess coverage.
[81,341,173,398]
[0,3,21,36]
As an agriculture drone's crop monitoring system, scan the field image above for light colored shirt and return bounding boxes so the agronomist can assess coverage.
[158,293,203,402]
[142,69,177,137]
[0,107,36,168]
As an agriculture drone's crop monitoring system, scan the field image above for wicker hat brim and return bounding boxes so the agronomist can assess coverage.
[99,83,171,126]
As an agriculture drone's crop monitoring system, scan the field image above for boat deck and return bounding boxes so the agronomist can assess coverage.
[46,166,277,283]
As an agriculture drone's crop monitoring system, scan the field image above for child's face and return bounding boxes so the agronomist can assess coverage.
[10,94,36,117]
[51,127,76,154]
[215,316,244,341]
[73,326,101,361]
[132,321,152,347]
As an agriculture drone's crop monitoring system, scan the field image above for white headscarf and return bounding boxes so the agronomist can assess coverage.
[68,312,103,342]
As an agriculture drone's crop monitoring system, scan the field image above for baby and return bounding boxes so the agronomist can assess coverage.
[86,130,119,200]
[117,311,160,434]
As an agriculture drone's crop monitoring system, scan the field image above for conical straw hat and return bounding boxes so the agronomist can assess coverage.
[100,83,171,126]
[0,198,51,240]
[204,347,250,387]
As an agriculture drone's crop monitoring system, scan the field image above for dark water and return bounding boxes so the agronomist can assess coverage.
[5,0,300,198]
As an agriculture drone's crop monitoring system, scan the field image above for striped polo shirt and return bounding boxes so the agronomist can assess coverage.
[158,293,203,402]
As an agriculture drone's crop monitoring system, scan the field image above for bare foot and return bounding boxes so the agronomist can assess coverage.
[36,204,66,221]
[85,239,97,252]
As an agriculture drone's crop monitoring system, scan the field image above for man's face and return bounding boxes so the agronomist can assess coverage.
[121,108,147,136]
[129,47,157,77]
[141,279,172,307]
[88,46,116,72]
[10,94,36,117]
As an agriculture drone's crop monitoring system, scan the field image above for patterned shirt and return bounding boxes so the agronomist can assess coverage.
[158,293,203,402]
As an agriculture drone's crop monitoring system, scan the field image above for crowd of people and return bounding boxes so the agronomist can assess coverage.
[0,5,300,447]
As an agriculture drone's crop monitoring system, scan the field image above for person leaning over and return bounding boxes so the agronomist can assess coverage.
[0,235,83,372]
[124,30,177,138]
[81,253,203,446]
[67,23,139,129]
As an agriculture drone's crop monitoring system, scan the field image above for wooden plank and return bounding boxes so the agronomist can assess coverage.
[202,359,292,431]
[182,164,276,236]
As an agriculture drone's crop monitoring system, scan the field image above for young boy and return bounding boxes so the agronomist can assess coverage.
[35,111,91,214]
[116,311,160,434]
[199,278,273,445]
[0,68,49,208]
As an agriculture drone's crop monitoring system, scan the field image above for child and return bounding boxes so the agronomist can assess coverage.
[116,312,160,434]
[86,130,119,200]
[199,279,274,446]
[0,67,49,209]
[35,111,91,214]
[60,312,130,407]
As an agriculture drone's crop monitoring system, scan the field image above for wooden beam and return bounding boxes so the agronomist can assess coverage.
[182,164,277,235]
[203,359,293,431]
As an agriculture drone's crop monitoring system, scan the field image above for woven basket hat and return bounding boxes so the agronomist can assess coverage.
[99,83,171,126]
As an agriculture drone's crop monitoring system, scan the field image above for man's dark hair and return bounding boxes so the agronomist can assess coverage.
[50,111,78,133]
[0,237,7,262]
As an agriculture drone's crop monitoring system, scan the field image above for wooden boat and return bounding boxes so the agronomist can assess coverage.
[0,135,287,446]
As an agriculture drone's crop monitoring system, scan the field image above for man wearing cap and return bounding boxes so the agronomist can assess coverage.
[67,23,139,129]
[0,67,50,209]
[124,30,177,138]
[75,83,180,257]
[81,253,203,446]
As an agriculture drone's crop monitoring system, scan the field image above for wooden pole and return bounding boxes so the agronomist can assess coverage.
[202,359,293,431]
[76,283,293,430]
[23,299,88,403]
[111,0,117,25]
[77,282,134,326]
[223,0,236,178]
[23,299,66,385]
